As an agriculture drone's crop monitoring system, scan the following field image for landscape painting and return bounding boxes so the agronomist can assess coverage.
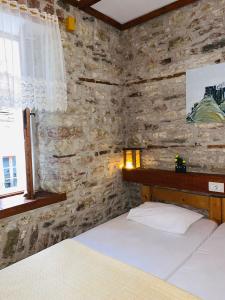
[186,63,225,123]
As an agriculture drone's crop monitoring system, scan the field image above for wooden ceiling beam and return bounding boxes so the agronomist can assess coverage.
[65,0,121,29]
[65,0,199,31]
[121,0,199,30]
[78,0,101,9]
[82,6,122,30]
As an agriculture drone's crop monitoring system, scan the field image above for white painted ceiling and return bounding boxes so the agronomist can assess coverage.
[92,0,177,24]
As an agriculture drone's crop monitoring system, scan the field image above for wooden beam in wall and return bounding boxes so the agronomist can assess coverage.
[121,0,199,30]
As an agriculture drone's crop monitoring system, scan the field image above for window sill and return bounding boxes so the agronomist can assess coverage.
[0,191,67,219]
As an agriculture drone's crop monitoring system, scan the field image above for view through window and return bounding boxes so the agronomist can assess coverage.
[0,26,27,196]
[0,109,26,196]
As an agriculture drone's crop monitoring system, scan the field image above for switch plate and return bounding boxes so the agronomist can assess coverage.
[208,182,224,193]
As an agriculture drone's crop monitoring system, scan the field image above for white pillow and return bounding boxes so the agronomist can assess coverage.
[127,202,203,234]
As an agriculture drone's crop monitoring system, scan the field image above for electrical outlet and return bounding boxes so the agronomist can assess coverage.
[208,182,224,193]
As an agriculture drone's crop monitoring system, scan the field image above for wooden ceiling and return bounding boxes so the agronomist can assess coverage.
[67,0,199,30]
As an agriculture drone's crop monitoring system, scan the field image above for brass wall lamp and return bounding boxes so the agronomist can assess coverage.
[123,148,143,170]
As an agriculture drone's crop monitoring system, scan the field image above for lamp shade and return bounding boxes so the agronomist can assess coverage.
[123,148,142,169]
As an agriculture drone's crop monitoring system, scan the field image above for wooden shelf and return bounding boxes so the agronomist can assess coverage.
[0,191,67,219]
[122,168,225,197]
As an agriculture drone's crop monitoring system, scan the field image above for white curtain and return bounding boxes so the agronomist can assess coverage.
[0,0,67,112]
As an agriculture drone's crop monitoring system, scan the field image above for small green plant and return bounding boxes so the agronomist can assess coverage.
[175,154,186,173]
[175,154,186,166]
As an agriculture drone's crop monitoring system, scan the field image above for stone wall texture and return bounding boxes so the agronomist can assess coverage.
[0,0,130,269]
[122,0,225,174]
[1,0,225,268]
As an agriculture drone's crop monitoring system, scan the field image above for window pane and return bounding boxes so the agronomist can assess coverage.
[13,167,17,178]
[4,178,17,189]
[0,109,26,195]
[0,35,26,196]
[12,156,16,167]
[3,168,10,179]
[3,157,9,168]
[4,179,11,188]
[13,178,17,187]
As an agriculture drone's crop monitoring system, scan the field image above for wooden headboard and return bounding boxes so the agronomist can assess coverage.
[141,186,222,224]
[122,168,225,224]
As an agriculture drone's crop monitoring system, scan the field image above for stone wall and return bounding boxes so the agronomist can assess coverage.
[1,0,225,269]
[0,0,130,269]
[122,0,225,174]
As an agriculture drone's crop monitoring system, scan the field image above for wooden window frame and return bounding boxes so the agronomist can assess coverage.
[0,191,67,219]
[0,32,67,215]
[0,191,24,200]
[23,108,34,199]
[0,107,67,218]
[0,108,34,199]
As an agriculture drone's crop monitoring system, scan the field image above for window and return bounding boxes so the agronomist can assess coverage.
[3,156,17,188]
[0,25,31,198]
[0,109,26,197]
[0,2,67,206]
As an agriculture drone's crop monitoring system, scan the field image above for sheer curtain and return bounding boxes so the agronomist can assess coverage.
[0,0,67,112]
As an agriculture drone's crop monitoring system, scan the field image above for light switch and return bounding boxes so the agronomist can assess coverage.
[208,182,224,193]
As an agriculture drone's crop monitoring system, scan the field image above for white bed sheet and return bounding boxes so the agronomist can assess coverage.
[74,213,217,280]
[168,223,225,300]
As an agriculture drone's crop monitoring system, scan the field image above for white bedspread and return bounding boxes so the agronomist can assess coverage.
[75,213,217,280]
[0,239,199,300]
[168,223,225,300]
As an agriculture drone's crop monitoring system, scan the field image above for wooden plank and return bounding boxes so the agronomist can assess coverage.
[209,197,222,224]
[152,187,209,210]
[78,0,101,9]
[0,191,24,200]
[141,186,152,202]
[122,168,225,197]
[121,0,199,30]
[0,192,67,219]
[222,199,225,223]
[140,186,222,223]
[23,108,34,199]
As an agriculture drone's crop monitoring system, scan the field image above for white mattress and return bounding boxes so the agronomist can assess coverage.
[75,213,217,280]
[168,223,225,300]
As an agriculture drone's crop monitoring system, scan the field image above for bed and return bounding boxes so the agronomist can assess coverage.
[168,223,225,300]
[75,212,217,280]
[0,186,223,299]
[75,185,221,280]
[0,239,199,300]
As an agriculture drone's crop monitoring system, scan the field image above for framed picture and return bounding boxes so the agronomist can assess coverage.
[186,63,225,123]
